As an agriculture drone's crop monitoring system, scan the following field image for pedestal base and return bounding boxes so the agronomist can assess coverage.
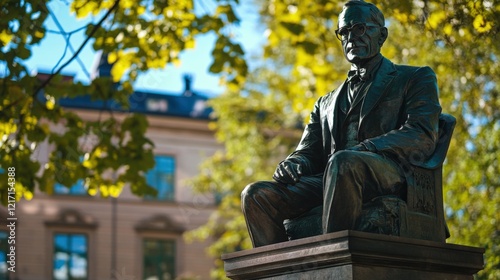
[222,231,484,280]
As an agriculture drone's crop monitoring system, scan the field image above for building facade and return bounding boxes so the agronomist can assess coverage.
[1,77,221,280]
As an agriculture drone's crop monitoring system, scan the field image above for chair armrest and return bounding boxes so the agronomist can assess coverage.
[421,114,456,169]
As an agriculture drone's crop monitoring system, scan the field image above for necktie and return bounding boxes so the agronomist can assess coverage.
[347,70,362,104]
[347,70,361,83]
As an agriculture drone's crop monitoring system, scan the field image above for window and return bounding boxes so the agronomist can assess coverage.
[53,233,88,280]
[145,155,175,201]
[143,239,175,280]
[0,231,8,280]
[54,180,87,195]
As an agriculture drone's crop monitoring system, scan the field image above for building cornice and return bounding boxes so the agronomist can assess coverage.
[66,108,214,134]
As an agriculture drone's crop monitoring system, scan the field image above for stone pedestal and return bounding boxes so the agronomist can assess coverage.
[222,231,484,280]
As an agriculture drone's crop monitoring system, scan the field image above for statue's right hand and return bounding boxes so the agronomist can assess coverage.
[273,160,302,185]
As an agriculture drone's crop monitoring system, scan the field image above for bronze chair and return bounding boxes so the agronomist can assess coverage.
[284,114,456,243]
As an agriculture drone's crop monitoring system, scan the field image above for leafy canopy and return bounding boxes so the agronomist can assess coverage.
[0,0,246,201]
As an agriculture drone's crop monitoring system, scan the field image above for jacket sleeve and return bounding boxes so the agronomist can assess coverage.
[284,96,327,175]
[362,66,442,166]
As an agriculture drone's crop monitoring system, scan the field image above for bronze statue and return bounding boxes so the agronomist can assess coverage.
[241,0,444,247]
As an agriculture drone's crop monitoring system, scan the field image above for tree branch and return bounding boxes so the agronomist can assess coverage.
[34,0,121,96]
[47,5,91,78]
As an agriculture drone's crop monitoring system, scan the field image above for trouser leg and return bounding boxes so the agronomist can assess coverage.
[241,175,323,247]
[323,150,406,233]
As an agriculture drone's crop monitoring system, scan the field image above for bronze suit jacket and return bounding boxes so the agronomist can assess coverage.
[286,57,442,178]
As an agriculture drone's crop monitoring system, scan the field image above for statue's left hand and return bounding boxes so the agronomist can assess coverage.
[273,160,302,185]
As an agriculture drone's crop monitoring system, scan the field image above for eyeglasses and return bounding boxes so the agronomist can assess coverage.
[335,23,380,41]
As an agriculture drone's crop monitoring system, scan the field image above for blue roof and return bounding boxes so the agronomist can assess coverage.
[57,91,213,120]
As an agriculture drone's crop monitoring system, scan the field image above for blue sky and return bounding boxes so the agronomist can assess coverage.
[24,1,264,96]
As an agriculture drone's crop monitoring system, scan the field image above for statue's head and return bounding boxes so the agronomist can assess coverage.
[336,0,388,65]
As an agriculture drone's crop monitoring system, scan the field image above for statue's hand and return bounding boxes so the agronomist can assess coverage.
[273,160,302,185]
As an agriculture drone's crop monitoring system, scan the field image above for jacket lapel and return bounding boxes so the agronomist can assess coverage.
[326,82,347,143]
[360,58,397,124]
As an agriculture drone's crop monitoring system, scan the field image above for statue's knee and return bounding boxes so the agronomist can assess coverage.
[241,182,265,207]
[332,150,363,161]
[327,150,360,168]
[326,151,371,182]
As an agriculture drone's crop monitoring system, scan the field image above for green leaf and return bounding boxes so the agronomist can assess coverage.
[279,21,304,36]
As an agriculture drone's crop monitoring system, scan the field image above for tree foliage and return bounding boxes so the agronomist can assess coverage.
[0,0,246,201]
[187,0,499,279]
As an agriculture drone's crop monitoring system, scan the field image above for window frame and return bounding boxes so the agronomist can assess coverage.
[45,226,96,280]
[144,154,176,202]
[53,180,88,196]
[0,231,9,280]
[52,232,89,280]
[141,237,177,280]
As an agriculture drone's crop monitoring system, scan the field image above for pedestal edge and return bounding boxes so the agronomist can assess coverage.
[223,231,485,279]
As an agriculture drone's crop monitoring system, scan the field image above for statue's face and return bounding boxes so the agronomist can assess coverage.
[338,6,385,65]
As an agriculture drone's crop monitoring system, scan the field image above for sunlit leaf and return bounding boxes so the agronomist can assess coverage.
[473,14,493,33]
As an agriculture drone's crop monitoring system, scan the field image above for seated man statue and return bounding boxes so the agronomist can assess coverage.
[241,0,442,247]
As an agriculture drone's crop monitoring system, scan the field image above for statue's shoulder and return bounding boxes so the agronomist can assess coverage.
[319,88,340,106]
[393,62,436,77]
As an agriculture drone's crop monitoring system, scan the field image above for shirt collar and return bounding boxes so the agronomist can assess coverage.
[348,53,383,82]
